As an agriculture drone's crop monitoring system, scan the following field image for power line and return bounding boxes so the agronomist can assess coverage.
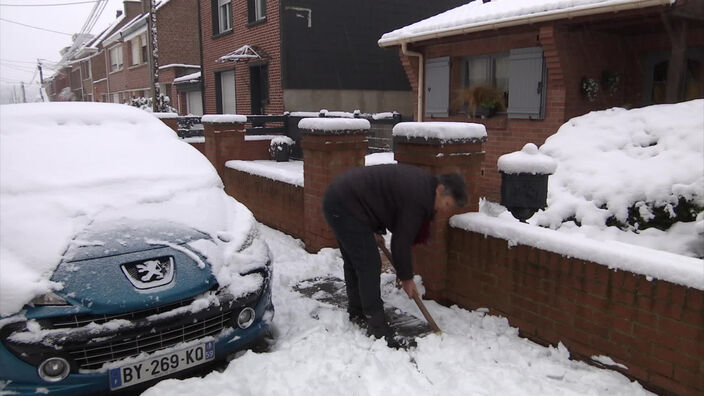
[0,17,73,36]
[0,0,99,6]
[0,58,39,64]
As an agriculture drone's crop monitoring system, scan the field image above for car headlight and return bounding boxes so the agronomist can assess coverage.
[30,292,69,306]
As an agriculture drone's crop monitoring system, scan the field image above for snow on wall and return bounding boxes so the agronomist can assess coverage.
[393,121,487,142]
[152,112,179,119]
[201,114,247,123]
[226,160,304,187]
[298,118,370,131]
[498,143,557,175]
[450,212,704,291]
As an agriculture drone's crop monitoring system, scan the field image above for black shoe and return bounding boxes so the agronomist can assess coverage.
[366,310,391,339]
[348,311,366,328]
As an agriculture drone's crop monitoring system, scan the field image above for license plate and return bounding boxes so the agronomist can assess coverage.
[108,341,214,390]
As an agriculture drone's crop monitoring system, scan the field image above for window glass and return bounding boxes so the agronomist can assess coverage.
[218,0,232,33]
[110,46,123,72]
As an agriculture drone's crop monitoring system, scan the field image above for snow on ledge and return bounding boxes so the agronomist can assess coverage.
[498,143,557,175]
[226,160,304,187]
[201,114,247,124]
[450,212,704,290]
[298,118,370,131]
[393,122,487,142]
[152,112,179,120]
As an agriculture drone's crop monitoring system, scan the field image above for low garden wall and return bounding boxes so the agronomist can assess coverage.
[442,214,704,396]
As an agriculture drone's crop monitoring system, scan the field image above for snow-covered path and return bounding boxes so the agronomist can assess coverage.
[143,225,651,396]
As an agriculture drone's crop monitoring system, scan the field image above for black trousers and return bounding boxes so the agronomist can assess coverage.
[322,190,383,316]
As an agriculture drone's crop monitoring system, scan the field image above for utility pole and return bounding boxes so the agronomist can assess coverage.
[20,82,26,103]
[38,60,46,101]
[145,0,161,112]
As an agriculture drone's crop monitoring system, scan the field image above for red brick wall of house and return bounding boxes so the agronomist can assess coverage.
[200,0,283,115]
[92,80,108,102]
[90,52,107,82]
[157,0,200,67]
[448,229,704,396]
[125,63,150,92]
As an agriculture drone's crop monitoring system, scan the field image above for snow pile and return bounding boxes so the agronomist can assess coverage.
[0,102,261,316]
[529,100,704,258]
[201,114,248,123]
[298,117,371,132]
[498,143,557,175]
[143,225,651,396]
[379,0,673,45]
[393,121,487,142]
[270,136,295,146]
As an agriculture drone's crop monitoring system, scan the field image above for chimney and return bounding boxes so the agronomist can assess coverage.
[116,10,123,18]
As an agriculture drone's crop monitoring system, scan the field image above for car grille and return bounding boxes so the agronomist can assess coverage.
[47,296,200,329]
[72,309,234,371]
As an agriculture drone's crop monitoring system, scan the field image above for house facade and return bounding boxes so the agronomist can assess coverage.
[199,0,467,116]
[45,0,202,115]
[379,0,704,201]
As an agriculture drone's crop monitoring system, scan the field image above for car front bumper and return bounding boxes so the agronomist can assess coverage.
[0,281,273,395]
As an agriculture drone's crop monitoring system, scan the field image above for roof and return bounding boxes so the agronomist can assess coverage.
[378,0,675,47]
[218,45,262,63]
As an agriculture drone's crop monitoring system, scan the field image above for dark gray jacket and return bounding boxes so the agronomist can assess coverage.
[326,164,436,280]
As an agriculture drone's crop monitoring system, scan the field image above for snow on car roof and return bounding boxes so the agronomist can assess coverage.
[0,103,256,316]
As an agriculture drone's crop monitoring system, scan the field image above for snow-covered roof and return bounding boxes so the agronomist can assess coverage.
[173,71,201,84]
[379,0,675,47]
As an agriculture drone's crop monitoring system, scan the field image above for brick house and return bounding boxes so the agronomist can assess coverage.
[45,0,201,115]
[199,0,467,116]
[378,0,704,201]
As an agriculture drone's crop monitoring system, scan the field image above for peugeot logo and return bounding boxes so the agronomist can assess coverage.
[121,257,175,289]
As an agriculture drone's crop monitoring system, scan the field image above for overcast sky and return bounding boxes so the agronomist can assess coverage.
[0,0,125,101]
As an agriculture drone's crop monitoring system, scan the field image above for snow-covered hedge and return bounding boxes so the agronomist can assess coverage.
[530,99,703,258]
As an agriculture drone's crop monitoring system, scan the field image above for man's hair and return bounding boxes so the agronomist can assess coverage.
[437,173,468,207]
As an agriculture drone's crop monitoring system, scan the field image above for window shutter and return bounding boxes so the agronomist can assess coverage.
[211,0,219,35]
[507,47,545,119]
[425,57,450,118]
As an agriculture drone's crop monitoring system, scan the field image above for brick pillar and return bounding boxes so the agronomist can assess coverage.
[300,118,369,252]
[394,123,486,302]
[202,115,247,179]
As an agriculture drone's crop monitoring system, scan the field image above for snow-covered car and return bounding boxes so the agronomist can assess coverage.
[0,103,274,395]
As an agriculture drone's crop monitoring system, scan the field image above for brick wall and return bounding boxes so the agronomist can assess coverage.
[223,169,305,241]
[157,0,200,67]
[200,0,283,115]
[447,230,704,395]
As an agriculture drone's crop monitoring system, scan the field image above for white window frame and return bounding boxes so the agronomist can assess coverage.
[218,0,232,33]
[110,45,123,72]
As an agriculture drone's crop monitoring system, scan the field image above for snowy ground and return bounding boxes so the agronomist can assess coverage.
[143,225,650,396]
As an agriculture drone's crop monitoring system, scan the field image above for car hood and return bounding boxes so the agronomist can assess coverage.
[43,220,220,316]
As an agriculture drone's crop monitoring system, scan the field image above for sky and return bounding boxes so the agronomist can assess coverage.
[0,0,126,103]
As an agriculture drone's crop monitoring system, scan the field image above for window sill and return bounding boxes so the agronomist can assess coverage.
[247,17,267,28]
[109,69,124,74]
[212,29,233,39]
[128,63,147,70]
[447,113,508,130]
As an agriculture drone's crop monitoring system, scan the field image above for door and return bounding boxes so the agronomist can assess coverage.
[186,91,203,116]
[220,70,236,114]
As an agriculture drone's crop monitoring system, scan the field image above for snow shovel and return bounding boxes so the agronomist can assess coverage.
[376,239,442,334]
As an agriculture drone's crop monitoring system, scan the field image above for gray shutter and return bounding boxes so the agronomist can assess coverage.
[425,57,450,118]
[507,47,545,119]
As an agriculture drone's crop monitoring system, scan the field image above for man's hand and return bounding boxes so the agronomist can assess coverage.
[401,279,419,299]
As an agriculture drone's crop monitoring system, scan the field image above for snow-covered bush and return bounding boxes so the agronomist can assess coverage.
[128,94,176,113]
[531,99,703,258]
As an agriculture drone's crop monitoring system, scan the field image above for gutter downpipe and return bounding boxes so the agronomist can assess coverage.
[401,42,423,122]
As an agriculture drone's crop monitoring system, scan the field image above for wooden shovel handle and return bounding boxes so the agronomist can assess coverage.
[376,238,442,334]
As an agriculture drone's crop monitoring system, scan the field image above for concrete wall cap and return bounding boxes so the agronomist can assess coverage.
[298,117,370,134]
[393,122,487,143]
[201,114,248,123]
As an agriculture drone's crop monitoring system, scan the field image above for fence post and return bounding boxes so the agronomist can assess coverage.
[300,117,370,252]
[201,114,247,179]
[393,122,487,302]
